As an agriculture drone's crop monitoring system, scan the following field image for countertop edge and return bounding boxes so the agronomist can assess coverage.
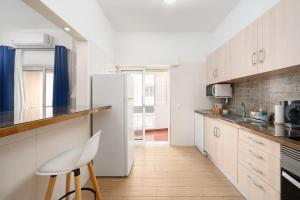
[0,105,112,139]
[196,111,300,151]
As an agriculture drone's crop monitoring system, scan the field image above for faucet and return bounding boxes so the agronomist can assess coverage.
[241,102,246,118]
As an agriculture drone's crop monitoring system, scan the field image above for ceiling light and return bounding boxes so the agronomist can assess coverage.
[164,0,176,5]
[64,27,71,32]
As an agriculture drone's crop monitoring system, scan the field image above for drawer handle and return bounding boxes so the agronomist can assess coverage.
[248,150,264,160]
[248,136,264,145]
[248,175,265,191]
[248,162,264,175]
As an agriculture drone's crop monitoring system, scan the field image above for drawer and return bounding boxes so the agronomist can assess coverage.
[238,164,280,200]
[238,148,280,191]
[239,129,280,158]
[238,140,280,173]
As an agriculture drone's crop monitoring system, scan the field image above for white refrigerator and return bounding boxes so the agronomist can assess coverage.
[92,74,134,176]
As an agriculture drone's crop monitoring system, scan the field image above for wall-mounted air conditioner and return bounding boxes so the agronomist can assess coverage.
[12,33,54,48]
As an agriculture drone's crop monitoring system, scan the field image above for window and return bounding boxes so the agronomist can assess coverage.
[144,74,155,106]
[154,72,168,105]
[23,67,54,109]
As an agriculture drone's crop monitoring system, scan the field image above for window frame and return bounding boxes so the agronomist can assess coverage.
[23,66,54,108]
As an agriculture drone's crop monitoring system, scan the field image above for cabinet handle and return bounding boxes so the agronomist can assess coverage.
[213,69,216,78]
[216,127,220,138]
[248,149,264,160]
[248,136,264,145]
[248,162,264,175]
[259,48,266,63]
[248,175,265,191]
[252,52,258,65]
[213,127,216,137]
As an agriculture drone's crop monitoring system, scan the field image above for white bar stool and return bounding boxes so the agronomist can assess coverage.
[36,131,103,200]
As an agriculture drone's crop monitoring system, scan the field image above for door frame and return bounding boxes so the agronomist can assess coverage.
[120,67,170,144]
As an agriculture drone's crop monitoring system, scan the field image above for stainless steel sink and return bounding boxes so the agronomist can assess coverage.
[220,114,266,123]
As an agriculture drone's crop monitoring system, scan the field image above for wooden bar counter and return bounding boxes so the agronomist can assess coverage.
[0,105,111,138]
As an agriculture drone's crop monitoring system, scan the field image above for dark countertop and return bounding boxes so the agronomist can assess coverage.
[195,110,300,151]
[0,105,112,138]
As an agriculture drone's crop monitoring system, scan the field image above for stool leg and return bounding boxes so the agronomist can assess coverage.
[65,172,71,200]
[74,169,82,200]
[45,175,56,200]
[87,161,102,200]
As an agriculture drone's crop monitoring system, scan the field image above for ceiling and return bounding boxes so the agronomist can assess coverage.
[98,0,241,32]
[0,0,56,30]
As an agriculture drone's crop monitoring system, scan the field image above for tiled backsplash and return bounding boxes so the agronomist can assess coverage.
[228,70,300,116]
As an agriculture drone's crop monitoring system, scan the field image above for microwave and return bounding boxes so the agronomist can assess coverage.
[206,84,232,98]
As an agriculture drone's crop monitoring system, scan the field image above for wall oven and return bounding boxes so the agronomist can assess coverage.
[281,145,300,200]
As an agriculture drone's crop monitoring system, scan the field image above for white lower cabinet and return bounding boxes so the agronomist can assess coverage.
[238,130,280,200]
[238,164,280,200]
[204,117,281,200]
[204,117,238,184]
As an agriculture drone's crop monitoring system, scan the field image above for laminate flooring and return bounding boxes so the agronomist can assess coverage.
[84,145,244,200]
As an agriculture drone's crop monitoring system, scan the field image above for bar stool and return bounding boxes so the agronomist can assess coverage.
[36,131,102,200]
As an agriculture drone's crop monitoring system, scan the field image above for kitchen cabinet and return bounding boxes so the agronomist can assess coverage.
[206,43,230,84]
[204,117,238,183]
[220,122,238,184]
[204,117,217,162]
[238,130,280,193]
[206,0,300,83]
[258,0,300,73]
[230,20,258,79]
[238,164,280,200]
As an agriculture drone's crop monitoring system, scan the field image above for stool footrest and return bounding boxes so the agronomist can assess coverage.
[58,187,96,200]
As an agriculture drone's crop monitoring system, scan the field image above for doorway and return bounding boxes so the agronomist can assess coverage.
[122,69,170,143]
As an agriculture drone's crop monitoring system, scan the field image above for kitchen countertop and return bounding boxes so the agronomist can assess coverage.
[0,105,112,138]
[195,110,300,151]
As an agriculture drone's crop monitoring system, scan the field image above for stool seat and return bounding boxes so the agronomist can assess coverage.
[36,131,103,200]
[36,147,83,176]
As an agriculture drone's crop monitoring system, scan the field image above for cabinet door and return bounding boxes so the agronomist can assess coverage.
[206,53,215,85]
[220,123,238,184]
[258,0,300,73]
[215,124,223,169]
[207,44,229,84]
[215,43,230,82]
[230,20,258,79]
[204,117,216,160]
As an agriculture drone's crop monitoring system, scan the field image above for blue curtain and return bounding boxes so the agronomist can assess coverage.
[0,46,15,112]
[53,45,69,107]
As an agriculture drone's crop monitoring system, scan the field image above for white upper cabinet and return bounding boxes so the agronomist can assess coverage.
[258,0,300,73]
[207,42,230,85]
[230,20,258,79]
[206,0,300,83]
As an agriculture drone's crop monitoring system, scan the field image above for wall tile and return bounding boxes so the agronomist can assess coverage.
[228,70,300,116]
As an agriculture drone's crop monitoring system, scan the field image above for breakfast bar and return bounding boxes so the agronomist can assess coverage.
[0,105,111,138]
[0,105,111,199]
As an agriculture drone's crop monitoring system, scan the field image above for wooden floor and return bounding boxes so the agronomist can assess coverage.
[85,145,244,200]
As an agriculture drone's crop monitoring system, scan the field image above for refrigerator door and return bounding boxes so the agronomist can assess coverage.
[125,75,134,175]
[92,74,126,176]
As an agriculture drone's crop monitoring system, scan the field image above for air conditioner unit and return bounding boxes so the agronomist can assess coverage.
[12,33,54,48]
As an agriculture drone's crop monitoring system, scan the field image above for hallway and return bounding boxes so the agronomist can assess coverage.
[85,145,244,200]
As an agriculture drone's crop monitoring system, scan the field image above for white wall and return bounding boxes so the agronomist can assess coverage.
[211,0,280,51]
[40,0,115,61]
[170,62,212,146]
[39,0,117,106]
[116,33,212,65]
[115,33,213,145]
